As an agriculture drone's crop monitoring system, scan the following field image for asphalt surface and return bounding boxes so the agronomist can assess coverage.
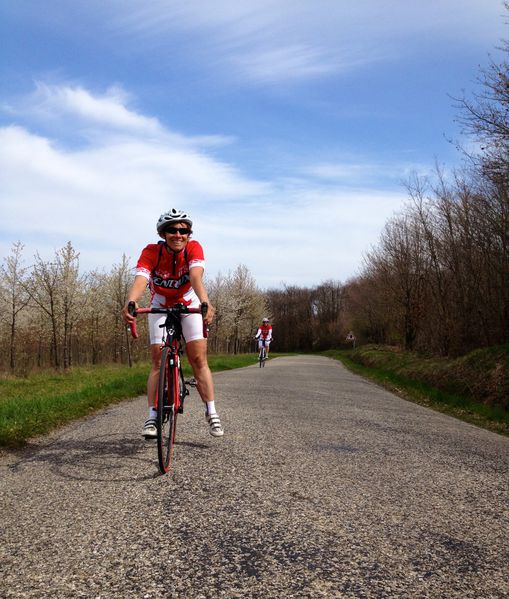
[1,355,508,599]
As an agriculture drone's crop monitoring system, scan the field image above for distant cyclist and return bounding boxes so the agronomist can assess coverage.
[121,209,224,439]
[255,318,273,357]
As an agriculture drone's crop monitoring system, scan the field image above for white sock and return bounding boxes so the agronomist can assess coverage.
[149,408,157,419]
[206,401,216,415]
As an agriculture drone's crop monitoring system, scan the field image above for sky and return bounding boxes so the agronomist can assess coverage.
[0,1,507,289]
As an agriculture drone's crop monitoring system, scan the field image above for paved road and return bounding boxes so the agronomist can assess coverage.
[1,356,508,599]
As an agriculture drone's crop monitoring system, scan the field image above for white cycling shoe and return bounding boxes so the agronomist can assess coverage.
[206,412,224,437]
[142,418,157,439]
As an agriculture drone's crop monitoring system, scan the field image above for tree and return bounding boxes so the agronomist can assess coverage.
[107,254,141,366]
[208,265,266,354]
[455,4,509,182]
[311,280,346,349]
[26,242,85,369]
[0,242,30,370]
[266,285,313,352]
[207,272,234,353]
[228,265,266,354]
[362,207,430,351]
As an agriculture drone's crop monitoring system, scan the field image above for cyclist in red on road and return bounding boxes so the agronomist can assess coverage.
[255,318,273,357]
[121,209,224,439]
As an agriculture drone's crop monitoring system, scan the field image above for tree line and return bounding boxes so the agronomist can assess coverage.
[0,242,141,373]
[347,15,509,356]
[0,241,352,373]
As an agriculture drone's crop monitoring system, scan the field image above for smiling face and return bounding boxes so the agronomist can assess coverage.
[163,222,192,252]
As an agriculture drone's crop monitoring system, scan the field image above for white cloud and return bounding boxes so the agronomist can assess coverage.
[5,83,236,151]
[110,0,501,44]
[199,184,407,287]
[1,83,409,286]
[103,0,504,85]
[304,158,436,188]
[9,83,160,135]
[0,83,268,261]
[307,162,381,182]
[232,44,343,83]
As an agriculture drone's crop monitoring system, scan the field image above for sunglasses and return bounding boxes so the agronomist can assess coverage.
[165,227,191,235]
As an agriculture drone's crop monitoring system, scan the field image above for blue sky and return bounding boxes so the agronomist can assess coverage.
[0,1,506,288]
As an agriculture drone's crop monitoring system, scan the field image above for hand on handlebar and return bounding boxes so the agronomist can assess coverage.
[124,301,139,339]
[202,301,215,325]
[122,301,138,325]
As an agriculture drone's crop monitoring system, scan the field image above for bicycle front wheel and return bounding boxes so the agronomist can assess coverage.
[157,346,178,473]
[259,346,266,367]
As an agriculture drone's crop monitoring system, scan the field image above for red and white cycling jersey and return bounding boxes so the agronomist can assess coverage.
[255,323,272,341]
[136,240,205,307]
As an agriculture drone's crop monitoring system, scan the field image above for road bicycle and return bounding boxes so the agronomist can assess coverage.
[258,340,267,368]
[128,301,208,474]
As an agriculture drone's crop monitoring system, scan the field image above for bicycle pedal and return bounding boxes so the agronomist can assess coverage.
[185,378,197,387]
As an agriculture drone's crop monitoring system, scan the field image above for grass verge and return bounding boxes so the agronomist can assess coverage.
[0,353,262,448]
[323,346,509,437]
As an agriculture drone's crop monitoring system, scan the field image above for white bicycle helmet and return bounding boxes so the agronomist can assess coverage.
[156,209,193,237]
[262,317,270,323]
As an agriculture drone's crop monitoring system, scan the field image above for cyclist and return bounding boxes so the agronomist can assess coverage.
[122,209,224,439]
[255,317,273,358]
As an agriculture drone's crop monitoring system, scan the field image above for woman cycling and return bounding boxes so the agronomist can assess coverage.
[255,317,273,357]
[122,209,224,439]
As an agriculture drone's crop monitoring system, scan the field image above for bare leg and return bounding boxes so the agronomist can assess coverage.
[147,344,162,408]
[187,338,223,436]
[185,339,214,404]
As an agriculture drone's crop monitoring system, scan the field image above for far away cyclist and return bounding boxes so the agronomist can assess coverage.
[255,317,273,357]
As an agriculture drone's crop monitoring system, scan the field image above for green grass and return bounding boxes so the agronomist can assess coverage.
[323,346,509,437]
[0,353,263,448]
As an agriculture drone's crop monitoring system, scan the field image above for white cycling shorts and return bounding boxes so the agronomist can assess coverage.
[149,290,204,345]
[149,311,205,345]
[149,288,206,345]
[258,338,271,349]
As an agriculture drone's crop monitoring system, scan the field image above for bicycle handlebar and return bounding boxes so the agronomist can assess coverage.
[127,301,208,339]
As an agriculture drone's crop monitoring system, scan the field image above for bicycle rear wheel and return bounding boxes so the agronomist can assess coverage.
[157,346,178,473]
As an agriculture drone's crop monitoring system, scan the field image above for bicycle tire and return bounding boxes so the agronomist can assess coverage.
[157,346,178,473]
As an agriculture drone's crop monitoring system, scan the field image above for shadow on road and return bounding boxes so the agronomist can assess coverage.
[7,433,160,482]
[6,432,212,483]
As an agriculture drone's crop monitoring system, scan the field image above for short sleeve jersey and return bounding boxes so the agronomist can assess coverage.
[135,240,205,307]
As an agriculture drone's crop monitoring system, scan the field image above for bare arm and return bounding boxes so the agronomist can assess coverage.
[189,266,215,324]
[121,275,148,324]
